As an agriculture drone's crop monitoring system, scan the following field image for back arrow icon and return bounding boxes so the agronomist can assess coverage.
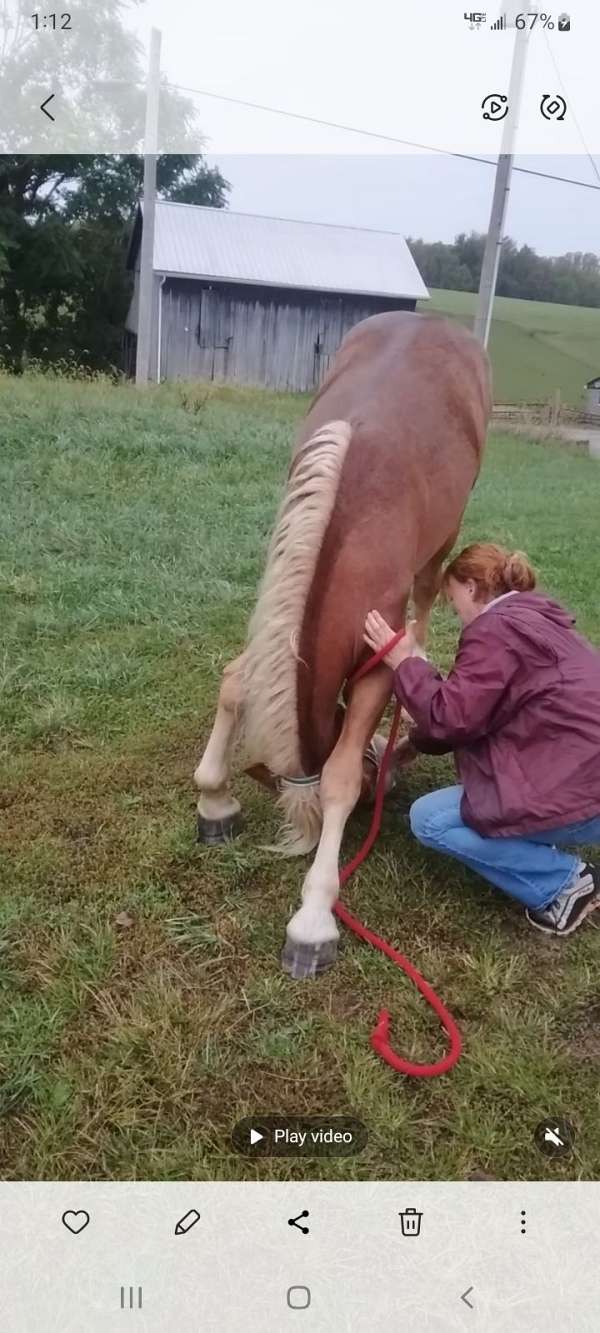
[461,1286,475,1309]
[40,94,55,121]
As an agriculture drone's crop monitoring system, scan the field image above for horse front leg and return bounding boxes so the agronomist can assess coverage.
[194,653,246,844]
[281,666,392,978]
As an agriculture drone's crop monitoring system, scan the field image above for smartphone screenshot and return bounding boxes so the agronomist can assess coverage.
[1,1,599,1328]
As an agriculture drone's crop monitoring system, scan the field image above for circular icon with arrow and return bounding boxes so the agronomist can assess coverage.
[482,94,509,122]
[540,94,567,121]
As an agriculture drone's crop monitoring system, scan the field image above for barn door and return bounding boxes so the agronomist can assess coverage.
[197,288,233,381]
[314,330,332,386]
[313,298,343,387]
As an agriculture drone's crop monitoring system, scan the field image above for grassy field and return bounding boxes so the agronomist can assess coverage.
[420,287,600,407]
[2,373,600,1183]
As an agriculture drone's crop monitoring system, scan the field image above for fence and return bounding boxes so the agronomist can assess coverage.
[492,398,599,429]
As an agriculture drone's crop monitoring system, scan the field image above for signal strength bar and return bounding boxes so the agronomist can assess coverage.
[491,14,506,27]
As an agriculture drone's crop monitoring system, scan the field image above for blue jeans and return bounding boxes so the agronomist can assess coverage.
[410,786,600,910]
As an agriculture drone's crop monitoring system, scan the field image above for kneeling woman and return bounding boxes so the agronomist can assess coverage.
[364,543,600,937]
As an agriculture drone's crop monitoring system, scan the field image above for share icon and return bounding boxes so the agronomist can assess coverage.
[288,1210,310,1234]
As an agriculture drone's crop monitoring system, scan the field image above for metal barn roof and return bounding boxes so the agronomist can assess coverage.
[130,201,429,302]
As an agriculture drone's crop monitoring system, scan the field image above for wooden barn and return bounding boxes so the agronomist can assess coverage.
[124,202,429,391]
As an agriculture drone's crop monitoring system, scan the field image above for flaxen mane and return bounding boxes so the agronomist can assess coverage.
[241,420,352,852]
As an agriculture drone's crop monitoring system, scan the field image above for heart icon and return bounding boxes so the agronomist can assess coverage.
[62,1210,90,1235]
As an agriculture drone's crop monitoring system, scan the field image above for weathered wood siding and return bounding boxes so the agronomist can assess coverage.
[156,279,415,391]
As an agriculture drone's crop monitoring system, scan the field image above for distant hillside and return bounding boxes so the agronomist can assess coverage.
[408,233,600,308]
[420,288,600,407]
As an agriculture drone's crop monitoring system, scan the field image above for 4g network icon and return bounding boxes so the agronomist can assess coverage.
[465,9,572,29]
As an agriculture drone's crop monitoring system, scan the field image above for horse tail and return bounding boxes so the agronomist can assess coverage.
[240,419,352,853]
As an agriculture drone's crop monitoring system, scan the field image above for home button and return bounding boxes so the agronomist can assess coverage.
[287,1285,311,1310]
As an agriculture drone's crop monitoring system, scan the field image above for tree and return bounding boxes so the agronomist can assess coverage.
[0,155,230,371]
[407,232,600,309]
[0,3,230,370]
[454,232,486,285]
[407,239,472,292]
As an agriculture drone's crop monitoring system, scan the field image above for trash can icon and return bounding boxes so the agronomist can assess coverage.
[399,1207,423,1237]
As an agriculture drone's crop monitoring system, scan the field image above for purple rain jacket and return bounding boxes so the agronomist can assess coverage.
[393,592,600,837]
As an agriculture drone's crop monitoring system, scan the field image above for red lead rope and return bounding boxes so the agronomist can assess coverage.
[333,629,463,1078]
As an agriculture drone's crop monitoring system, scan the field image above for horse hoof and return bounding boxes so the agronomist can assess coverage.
[280,936,338,979]
[196,812,242,845]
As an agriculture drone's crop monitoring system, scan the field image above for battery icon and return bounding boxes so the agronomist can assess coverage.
[557,12,571,30]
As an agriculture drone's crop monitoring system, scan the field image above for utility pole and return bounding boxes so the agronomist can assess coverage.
[135,27,162,385]
[473,12,533,347]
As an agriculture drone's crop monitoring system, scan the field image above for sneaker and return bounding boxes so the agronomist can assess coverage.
[526,863,600,936]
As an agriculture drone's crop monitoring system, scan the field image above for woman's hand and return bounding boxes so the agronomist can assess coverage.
[364,610,417,670]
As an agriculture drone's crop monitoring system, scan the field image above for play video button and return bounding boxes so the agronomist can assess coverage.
[232,1115,367,1157]
[481,93,509,122]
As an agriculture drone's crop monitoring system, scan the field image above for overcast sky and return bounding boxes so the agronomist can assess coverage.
[3,7,598,255]
[135,0,596,152]
[126,0,600,257]
[207,153,600,257]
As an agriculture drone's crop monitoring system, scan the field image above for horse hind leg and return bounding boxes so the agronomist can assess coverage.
[362,726,418,800]
[411,532,459,652]
[398,535,460,729]
[281,665,392,978]
[360,539,459,790]
[194,653,245,844]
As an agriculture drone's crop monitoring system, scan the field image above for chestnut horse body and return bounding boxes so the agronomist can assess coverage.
[194,312,491,976]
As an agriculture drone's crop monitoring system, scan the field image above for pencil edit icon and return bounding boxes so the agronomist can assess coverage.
[175,1208,201,1235]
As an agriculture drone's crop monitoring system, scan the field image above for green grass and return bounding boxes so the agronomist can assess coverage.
[2,372,600,1182]
[420,287,600,407]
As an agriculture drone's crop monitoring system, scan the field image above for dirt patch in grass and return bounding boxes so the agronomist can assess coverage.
[562,1001,600,1064]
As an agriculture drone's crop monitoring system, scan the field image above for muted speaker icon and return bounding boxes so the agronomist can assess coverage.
[534,1117,574,1158]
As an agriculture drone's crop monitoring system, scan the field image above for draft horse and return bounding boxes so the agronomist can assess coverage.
[194,312,491,977]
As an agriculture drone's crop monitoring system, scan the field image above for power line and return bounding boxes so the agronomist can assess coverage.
[165,80,501,166]
[542,31,600,189]
[164,81,600,194]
